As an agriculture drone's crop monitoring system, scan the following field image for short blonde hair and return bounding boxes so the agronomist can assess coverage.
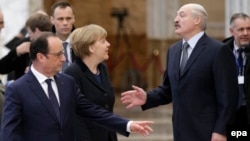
[70,24,107,57]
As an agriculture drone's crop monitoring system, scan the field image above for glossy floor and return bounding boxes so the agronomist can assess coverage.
[114,95,173,141]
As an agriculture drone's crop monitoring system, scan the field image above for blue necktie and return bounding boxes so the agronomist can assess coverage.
[237,48,243,75]
[45,79,60,121]
[236,48,244,108]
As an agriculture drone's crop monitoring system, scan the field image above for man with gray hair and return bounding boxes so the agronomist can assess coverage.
[121,3,238,141]
[223,12,250,125]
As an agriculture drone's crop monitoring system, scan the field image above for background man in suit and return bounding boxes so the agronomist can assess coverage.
[50,1,75,72]
[0,8,6,139]
[121,3,238,141]
[223,13,250,124]
[1,32,153,141]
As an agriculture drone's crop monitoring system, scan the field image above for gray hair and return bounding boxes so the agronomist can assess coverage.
[230,13,250,28]
[187,3,208,31]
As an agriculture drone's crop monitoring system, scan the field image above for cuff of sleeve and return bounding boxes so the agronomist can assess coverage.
[127,121,133,132]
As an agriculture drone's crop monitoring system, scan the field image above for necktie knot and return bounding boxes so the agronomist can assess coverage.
[238,48,244,54]
[182,42,189,50]
[63,42,68,49]
[45,78,52,85]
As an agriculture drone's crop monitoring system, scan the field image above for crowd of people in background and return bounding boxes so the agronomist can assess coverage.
[0,1,250,141]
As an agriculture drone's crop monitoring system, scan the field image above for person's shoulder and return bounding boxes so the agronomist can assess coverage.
[64,62,82,75]
[57,73,75,81]
[204,35,224,46]
[169,40,182,49]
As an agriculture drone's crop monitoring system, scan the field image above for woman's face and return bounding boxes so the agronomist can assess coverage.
[89,36,111,62]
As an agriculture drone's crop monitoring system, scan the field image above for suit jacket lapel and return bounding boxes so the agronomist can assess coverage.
[84,70,107,92]
[54,74,69,126]
[173,42,183,78]
[77,59,107,92]
[27,71,59,122]
[180,34,207,77]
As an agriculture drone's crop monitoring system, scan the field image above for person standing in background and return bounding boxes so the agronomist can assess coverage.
[0,9,9,84]
[223,13,250,124]
[65,24,117,141]
[0,8,7,139]
[0,11,52,80]
[120,3,239,141]
[50,1,75,72]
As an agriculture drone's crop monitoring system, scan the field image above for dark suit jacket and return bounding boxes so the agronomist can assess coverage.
[1,70,129,141]
[0,37,30,80]
[223,36,250,122]
[142,34,238,141]
[64,58,117,141]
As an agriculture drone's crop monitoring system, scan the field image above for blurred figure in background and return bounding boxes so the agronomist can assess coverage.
[223,12,250,124]
[50,1,75,72]
[0,8,6,139]
[0,9,9,85]
[0,11,52,81]
[65,24,117,141]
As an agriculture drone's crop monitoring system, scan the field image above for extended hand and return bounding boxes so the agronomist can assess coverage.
[211,132,226,141]
[121,85,147,109]
[130,121,154,136]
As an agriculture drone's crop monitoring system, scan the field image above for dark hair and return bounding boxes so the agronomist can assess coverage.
[30,32,56,60]
[230,13,250,26]
[25,13,52,32]
[51,1,72,16]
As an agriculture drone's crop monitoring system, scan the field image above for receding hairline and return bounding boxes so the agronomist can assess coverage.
[185,3,208,17]
[230,13,250,27]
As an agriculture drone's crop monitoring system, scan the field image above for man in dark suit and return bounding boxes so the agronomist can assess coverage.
[50,1,76,72]
[120,3,238,141]
[1,32,153,141]
[223,13,250,124]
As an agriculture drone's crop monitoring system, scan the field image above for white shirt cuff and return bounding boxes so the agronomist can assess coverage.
[127,121,133,132]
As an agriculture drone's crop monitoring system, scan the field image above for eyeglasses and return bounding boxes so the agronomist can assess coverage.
[47,51,65,58]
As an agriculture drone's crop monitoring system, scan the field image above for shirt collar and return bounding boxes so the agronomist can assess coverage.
[183,31,204,50]
[30,65,55,83]
[233,41,242,52]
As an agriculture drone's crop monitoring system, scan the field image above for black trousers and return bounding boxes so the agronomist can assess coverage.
[234,105,248,125]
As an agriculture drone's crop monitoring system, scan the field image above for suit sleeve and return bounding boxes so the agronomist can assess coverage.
[142,48,172,110]
[212,45,238,134]
[1,84,22,141]
[71,78,130,137]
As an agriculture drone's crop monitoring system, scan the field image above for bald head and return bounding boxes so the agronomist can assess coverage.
[181,3,208,30]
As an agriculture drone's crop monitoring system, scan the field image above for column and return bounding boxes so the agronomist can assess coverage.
[225,0,250,37]
[146,0,179,39]
[146,0,179,89]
